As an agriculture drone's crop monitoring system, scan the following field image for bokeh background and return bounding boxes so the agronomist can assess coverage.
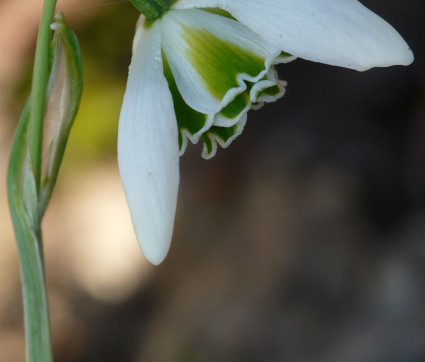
[1,0,424,361]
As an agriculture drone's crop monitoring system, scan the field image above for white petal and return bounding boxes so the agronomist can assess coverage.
[118,20,179,265]
[174,0,413,71]
[161,8,281,114]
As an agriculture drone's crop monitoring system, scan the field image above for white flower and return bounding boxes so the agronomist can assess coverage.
[118,0,413,265]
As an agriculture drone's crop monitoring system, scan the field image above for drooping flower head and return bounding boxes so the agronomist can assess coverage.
[118,0,413,264]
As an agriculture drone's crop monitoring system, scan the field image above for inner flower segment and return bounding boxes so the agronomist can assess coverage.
[160,8,292,158]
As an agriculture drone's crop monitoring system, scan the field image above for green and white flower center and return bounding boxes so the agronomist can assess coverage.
[137,8,295,158]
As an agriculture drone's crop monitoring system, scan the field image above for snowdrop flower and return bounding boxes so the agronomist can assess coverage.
[118,0,413,264]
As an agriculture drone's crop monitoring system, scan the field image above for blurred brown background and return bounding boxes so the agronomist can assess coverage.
[1,0,424,361]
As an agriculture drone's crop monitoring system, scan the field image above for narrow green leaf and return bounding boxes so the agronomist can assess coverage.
[8,101,38,229]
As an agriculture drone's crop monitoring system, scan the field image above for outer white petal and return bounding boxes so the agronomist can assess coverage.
[161,8,281,114]
[118,20,179,265]
[174,0,413,71]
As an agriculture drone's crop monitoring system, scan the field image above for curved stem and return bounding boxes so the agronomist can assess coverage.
[8,104,53,362]
[10,0,58,360]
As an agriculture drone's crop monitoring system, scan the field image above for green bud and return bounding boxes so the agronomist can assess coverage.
[39,12,83,215]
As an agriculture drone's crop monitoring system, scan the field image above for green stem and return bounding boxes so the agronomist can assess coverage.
[10,0,58,360]
[8,104,53,362]
[18,222,51,362]
[29,0,58,193]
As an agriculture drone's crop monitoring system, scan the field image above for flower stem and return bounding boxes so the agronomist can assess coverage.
[8,103,53,362]
[9,0,58,360]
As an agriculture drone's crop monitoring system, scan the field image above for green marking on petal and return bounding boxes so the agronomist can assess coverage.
[162,51,208,149]
[200,8,236,20]
[220,91,249,119]
[279,51,292,58]
[202,123,240,158]
[183,26,265,100]
[202,134,213,155]
[257,84,281,98]
[208,124,238,143]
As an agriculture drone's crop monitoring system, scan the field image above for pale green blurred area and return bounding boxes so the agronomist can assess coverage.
[1,1,425,361]
[0,1,146,360]
[13,1,137,169]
